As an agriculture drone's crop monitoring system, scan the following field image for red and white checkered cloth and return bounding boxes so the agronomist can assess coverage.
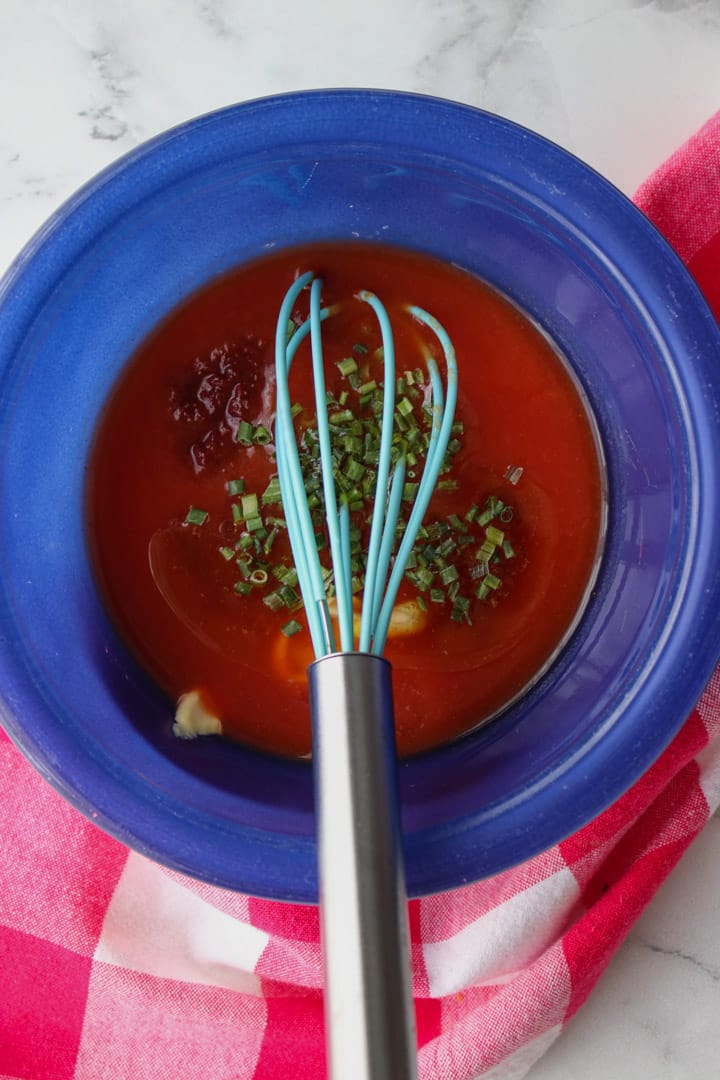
[3,112,720,1080]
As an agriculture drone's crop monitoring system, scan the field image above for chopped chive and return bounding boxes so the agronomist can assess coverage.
[184,507,208,526]
[281,618,303,637]
[290,402,304,419]
[227,478,246,496]
[486,525,505,546]
[352,342,369,355]
[502,540,515,559]
[219,546,235,561]
[276,584,299,607]
[504,465,524,486]
[263,591,284,612]
[337,357,358,377]
[236,420,255,446]
[254,425,272,445]
[241,493,259,519]
[245,514,265,533]
[329,409,354,425]
[231,503,244,524]
[263,527,279,554]
[234,580,253,596]
[416,596,427,612]
[430,588,445,604]
[484,574,501,590]
[436,537,456,558]
[286,318,297,343]
[250,568,268,586]
[345,459,365,483]
[261,477,283,505]
[439,565,459,586]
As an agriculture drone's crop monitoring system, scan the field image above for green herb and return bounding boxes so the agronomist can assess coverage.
[261,477,282,505]
[236,420,255,446]
[184,507,208,526]
[205,334,523,637]
[337,357,358,377]
[281,618,303,637]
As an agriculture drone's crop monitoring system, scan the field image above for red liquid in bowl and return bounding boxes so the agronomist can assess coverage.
[87,244,604,757]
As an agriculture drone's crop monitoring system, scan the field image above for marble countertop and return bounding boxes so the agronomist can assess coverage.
[2,1,720,1076]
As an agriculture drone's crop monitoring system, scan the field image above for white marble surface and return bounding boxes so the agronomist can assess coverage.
[2,1,720,1076]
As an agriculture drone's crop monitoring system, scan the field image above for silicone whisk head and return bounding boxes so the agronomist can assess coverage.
[274,271,457,658]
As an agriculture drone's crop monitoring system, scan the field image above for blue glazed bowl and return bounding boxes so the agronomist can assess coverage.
[1,90,719,901]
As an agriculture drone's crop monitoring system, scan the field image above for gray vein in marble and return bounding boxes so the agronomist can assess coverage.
[414,0,534,94]
[635,936,720,984]
[629,0,711,14]
[78,47,135,143]
[195,0,238,40]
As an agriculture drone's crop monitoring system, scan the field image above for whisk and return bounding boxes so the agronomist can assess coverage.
[274,271,457,1080]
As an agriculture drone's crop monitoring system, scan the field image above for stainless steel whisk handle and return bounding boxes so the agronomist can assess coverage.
[308,652,418,1080]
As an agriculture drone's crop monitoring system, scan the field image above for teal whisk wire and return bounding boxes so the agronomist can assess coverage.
[274,273,335,655]
[308,279,355,652]
[355,289,396,654]
[370,307,458,654]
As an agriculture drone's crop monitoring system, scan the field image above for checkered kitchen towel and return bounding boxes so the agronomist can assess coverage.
[2,111,720,1079]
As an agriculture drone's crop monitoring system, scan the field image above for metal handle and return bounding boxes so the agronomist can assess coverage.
[308,652,418,1080]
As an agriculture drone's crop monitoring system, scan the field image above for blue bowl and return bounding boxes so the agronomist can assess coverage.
[1,90,719,901]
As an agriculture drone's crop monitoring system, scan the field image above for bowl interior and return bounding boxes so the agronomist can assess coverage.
[1,91,719,900]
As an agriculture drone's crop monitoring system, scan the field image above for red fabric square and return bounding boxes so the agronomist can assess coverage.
[0,924,91,1079]
[562,836,694,1022]
[253,990,325,1080]
[248,896,320,942]
[0,734,128,956]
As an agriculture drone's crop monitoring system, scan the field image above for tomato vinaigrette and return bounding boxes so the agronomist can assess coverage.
[87,244,605,758]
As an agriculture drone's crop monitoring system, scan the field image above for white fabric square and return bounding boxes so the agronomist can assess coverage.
[94,851,269,995]
[423,866,580,996]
